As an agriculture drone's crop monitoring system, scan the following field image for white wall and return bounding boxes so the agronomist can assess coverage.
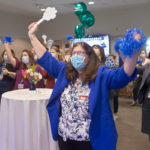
[0,2,150,56]
[39,2,150,55]
[0,11,36,56]
[0,38,32,58]
[40,3,150,38]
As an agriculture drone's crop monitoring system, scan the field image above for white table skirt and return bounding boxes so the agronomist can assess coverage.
[0,88,59,150]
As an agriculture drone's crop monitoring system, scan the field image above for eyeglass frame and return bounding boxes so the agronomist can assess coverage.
[71,51,86,56]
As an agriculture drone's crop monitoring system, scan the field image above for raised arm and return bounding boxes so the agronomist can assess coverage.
[28,22,65,78]
[4,43,16,67]
[28,23,46,58]
[123,53,138,77]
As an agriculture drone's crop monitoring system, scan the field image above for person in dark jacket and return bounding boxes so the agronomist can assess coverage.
[0,49,16,101]
[137,62,150,143]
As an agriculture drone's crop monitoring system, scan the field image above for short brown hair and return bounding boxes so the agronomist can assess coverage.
[66,42,100,83]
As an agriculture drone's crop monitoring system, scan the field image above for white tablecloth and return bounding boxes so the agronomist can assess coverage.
[0,88,59,150]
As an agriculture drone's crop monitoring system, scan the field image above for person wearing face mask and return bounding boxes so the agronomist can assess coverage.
[42,47,58,89]
[105,55,120,120]
[64,50,71,62]
[0,50,16,101]
[4,43,44,90]
[139,50,150,66]
[28,22,138,150]
[51,45,63,61]
[130,50,150,106]
[136,53,150,143]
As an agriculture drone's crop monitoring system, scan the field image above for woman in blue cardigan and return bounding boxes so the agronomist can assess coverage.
[28,23,137,150]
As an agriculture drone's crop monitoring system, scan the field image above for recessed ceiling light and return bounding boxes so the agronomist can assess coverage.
[88,1,95,5]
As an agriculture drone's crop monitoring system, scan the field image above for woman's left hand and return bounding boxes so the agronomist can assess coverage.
[2,68,9,75]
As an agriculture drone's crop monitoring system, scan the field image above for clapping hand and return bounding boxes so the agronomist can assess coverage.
[2,68,9,76]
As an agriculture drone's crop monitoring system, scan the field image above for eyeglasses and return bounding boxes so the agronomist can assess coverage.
[71,51,86,55]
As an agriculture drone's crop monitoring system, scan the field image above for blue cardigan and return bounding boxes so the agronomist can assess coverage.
[37,51,137,150]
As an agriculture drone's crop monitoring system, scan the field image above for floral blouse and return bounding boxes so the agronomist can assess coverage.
[58,79,91,141]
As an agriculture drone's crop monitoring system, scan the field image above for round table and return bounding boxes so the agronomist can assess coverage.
[0,88,59,150]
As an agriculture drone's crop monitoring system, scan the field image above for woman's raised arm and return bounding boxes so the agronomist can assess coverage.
[28,23,46,58]
[4,43,16,68]
[123,53,138,77]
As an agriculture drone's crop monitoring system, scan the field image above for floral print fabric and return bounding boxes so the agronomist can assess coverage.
[58,79,91,141]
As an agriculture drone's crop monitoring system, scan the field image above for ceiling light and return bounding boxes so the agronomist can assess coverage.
[88,1,95,5]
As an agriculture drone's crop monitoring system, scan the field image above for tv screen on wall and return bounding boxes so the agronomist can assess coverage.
[73,35,110,57]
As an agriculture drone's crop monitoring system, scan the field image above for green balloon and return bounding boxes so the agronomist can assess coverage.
[74,2,87,16]
[79,11,95,28]
[74,25,85,38]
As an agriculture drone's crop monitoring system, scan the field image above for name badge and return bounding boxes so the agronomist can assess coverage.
[78,96,89,101]
[18,83,24,89]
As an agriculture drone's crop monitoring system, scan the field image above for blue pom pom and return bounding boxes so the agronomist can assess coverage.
[120,28,146,57]
[2,36,13,44]
[114,37,124,54]
[66,35,74,42]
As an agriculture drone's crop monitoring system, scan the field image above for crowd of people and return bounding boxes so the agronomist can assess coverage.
[0,24,149,149]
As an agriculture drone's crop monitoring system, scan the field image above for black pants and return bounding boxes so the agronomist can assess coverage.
[58,135,92,150]
[113,96,118,113]
[132,77,142,102]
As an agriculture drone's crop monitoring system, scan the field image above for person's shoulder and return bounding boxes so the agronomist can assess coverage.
[98,65,109,71]
[97,65,110,76]
[144,62,150,68]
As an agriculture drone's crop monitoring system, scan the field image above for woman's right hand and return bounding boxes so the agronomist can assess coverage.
[28,22,39,39]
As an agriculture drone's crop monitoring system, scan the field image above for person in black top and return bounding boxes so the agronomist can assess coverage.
[137,60,150,143]
[0,49,16,101]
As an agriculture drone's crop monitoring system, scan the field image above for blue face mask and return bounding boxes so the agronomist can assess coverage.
[51,53,56,58]
[71,55,86,70]
[22,56,29,64]
[3,55,8,62]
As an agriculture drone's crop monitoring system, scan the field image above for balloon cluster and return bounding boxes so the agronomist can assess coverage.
[114,28,146,57]
[74,2,95,38]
